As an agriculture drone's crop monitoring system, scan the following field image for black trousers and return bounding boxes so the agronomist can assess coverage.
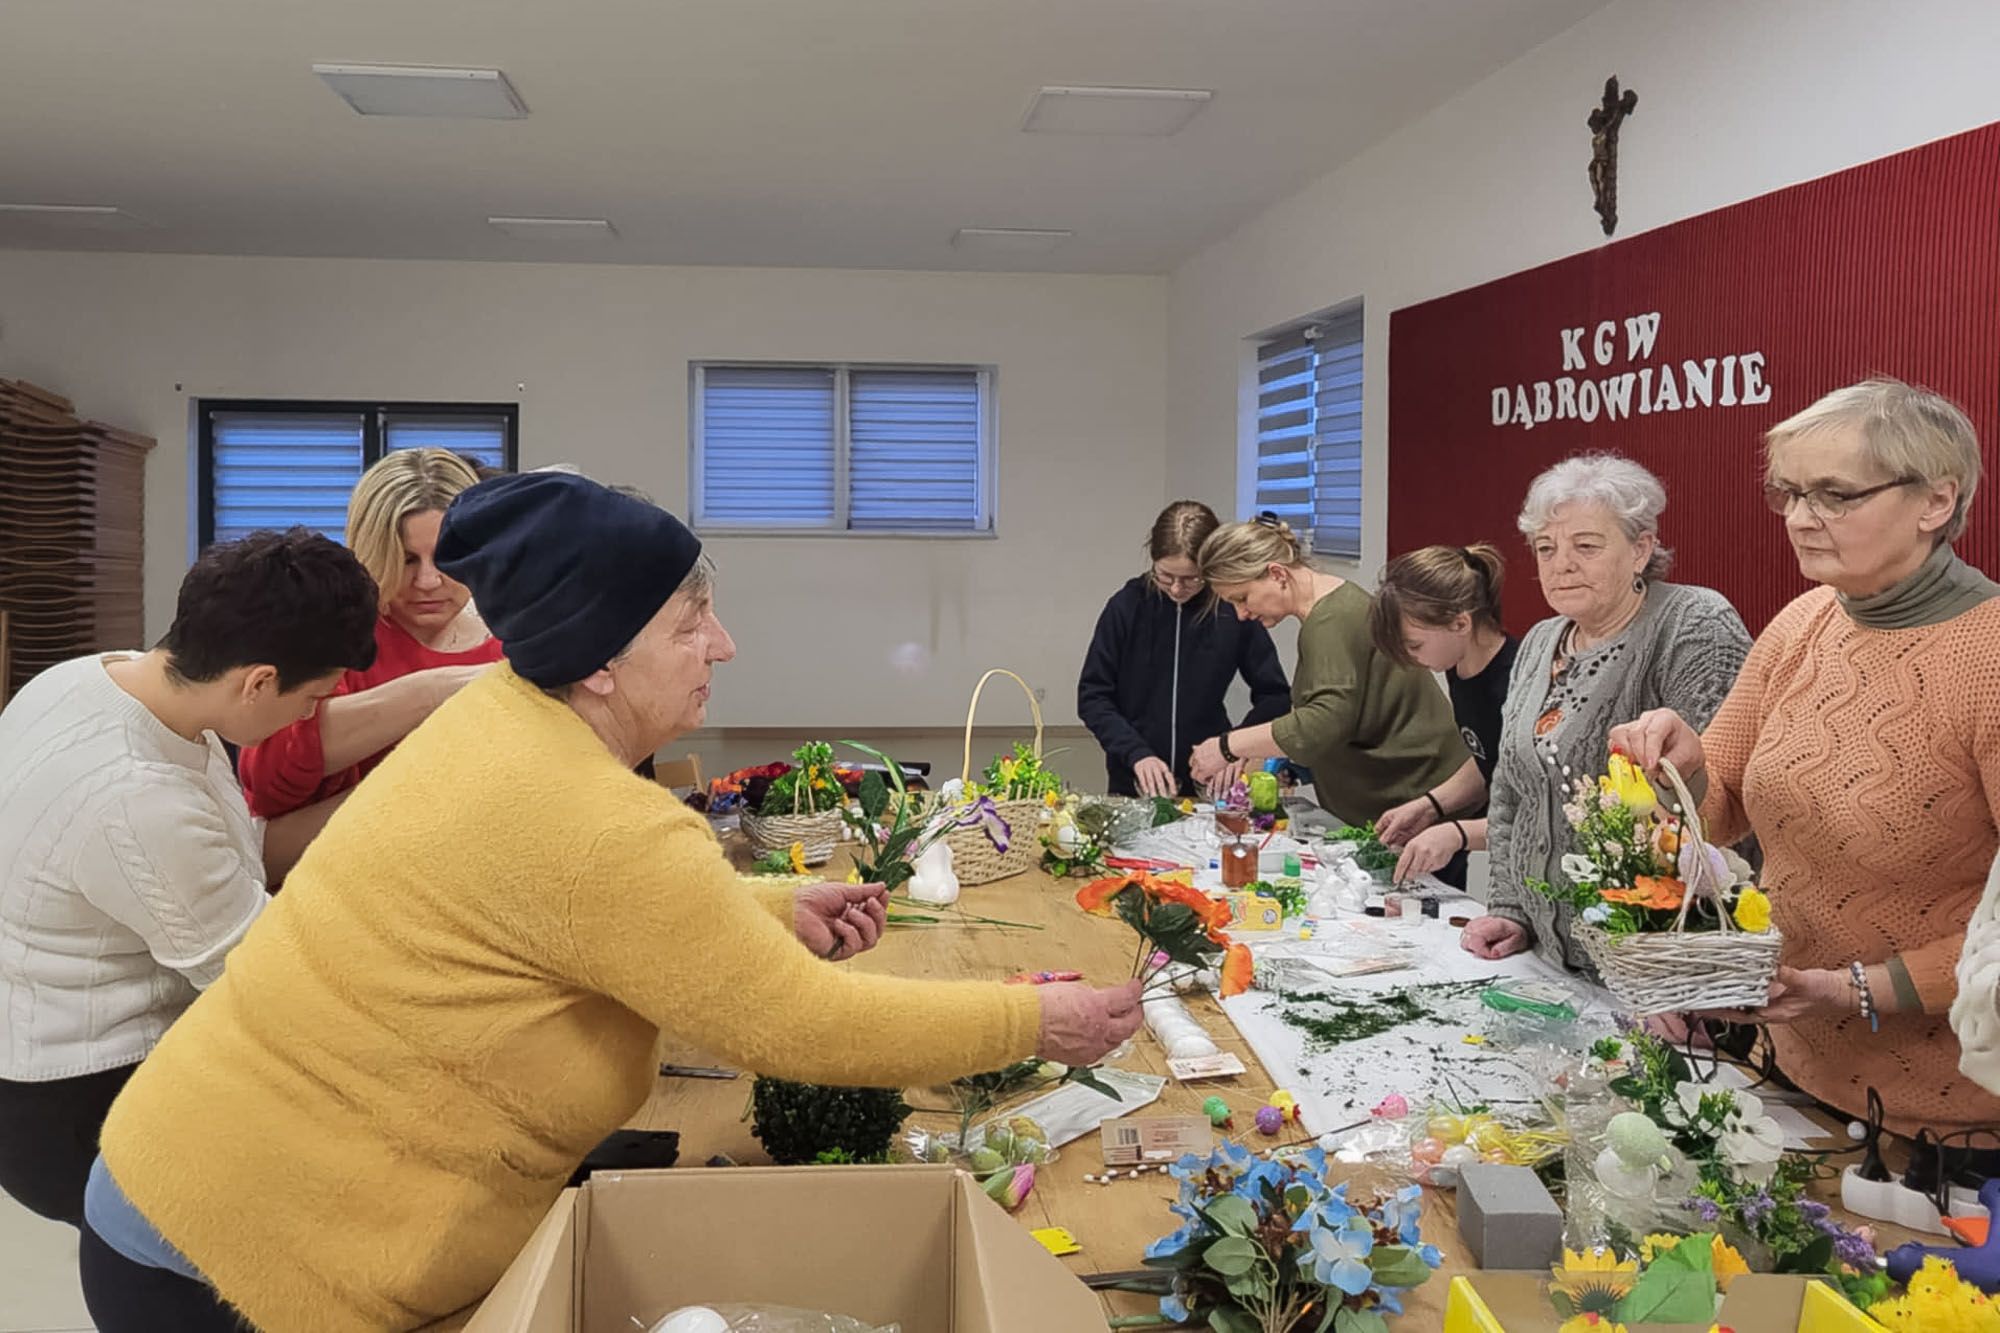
[80,1222,247,1332]
[0,1063,135,1225]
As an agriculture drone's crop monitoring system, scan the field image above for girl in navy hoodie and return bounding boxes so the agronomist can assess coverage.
[1079,501,1292,798]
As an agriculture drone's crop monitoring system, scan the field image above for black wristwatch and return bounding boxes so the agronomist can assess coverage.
[1218,732,1239,764]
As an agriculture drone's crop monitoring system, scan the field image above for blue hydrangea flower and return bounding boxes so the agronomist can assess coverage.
[1375,1184,1425,1247]
[1144,1220,1204,1261]
[1417,1243,1443,1268]
[1160,1287,1190,1323]
[1375,1287,1405,1316]
[1299,1215,1376,1294]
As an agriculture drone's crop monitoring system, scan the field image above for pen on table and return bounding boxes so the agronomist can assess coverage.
[657,1063,740,1080]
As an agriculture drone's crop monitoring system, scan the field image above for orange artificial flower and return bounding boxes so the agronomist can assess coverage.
[1219,944,1254,998]
[1075,874,1140,914]
[1149,880,1233,932]
[1600,876,1686,911]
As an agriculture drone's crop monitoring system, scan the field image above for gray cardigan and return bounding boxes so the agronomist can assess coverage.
[1486,582,1752,972]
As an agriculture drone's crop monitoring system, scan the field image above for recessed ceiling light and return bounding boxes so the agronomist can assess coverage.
[0,204,153,231]
[313,64,528,119]
[1021,86,1212,136]
[486,216,618,242]
[950,227,1073,255]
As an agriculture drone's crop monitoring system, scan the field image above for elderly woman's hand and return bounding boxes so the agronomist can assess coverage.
[1699,966,1852,1026]
[1375,795,1439,848]
[1460,915,1530,960]
[1034,979,1144,1065]
[1607,708,1705,784]
[793,882,888,961]
[1188,737,1229,785]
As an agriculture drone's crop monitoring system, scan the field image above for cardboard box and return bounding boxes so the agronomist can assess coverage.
[1442,1271,1888,1333]
[463,1165,1107,1333]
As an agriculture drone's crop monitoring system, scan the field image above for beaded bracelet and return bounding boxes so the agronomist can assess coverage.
[1850,960,1879,1033]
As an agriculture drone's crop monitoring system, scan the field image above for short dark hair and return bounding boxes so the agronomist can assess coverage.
[161,529,380,690]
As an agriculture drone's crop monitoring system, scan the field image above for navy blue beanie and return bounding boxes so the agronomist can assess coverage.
[435,472,703,687]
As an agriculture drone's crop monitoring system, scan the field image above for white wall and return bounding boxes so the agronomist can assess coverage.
[1167,0,2000,581]
[0,253,1166,749]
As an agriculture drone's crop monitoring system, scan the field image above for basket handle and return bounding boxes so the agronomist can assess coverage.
[959,668,1045,785]
[1656,757,1730,936]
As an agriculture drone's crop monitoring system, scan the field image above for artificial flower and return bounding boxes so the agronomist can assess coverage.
[1562,853,1602,883]
[981,1162,1035,1210]
[1651,819,1682,858]
[1299,1214,1376,1294]
[1582,903,1613,925]
[1637,1233,1749,1291]
[787,842,808,876]
[1601,751,1658,817]
[1601,875,1686,910]
[1074,874,1134,914]
[947,795,1012,852]
[1549,1247,1639,1312]
[1732,886,1772,933]
[1218,944,1254,998]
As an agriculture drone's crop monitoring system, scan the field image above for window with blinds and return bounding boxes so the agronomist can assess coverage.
[691,364,993,534]
[198,401,517,546]
[1252,306,1363,559]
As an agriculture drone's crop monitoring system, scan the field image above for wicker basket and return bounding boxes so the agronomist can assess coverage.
[739,805,845,868]
[1573,758,1782,1016]
[927,668,1051,886]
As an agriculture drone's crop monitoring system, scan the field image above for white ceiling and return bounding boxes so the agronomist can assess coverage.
[0,0,1609,274]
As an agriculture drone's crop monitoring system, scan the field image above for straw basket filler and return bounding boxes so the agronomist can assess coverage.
[929,668,1051,886]
[739,788,844,868]
[1572,757,1782,1016]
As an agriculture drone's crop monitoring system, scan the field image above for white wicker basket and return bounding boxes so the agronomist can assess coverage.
[1574,758,1781,1016]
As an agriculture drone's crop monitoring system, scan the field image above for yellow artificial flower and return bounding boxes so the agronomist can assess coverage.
[845,866,861,885]
[1708,1236,1750,1291]
[1601,752,1658,817]
[1637,1233,1749,1291]
[998,757,1019,783]
[788,842,808,876]
[1732,886,1772,933]
[1044,790,1059,809]
[1550,1248,1639,1313]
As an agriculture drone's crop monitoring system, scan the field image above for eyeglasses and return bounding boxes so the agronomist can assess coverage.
[1152,568,1206,592]
[1762,476,1918,521]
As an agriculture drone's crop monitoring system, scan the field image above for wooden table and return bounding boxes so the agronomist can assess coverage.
[628,852,1920,1328]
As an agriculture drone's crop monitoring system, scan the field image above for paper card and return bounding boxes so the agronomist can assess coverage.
[1227,891,1284,931]
[1029,1227,1081,1256]
[1100,1114,1213,1166]
[1167,1051,1248,1081]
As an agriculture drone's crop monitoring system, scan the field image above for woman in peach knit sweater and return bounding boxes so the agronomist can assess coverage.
[1616,378,2000,1138]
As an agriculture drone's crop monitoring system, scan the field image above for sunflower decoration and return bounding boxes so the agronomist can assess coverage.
[1556,1317,1629,1333]
[1638,1233,1749,1291]
[1548,1247,1640,1319]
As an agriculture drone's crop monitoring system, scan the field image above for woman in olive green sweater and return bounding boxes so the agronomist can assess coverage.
[1189,516,1468,831]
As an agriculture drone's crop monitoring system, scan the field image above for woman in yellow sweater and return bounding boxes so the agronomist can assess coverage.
[1615,377,2000,1140]
[81,474,1143,1332]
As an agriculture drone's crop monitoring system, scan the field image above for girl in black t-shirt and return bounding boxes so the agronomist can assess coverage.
[1368,544,1519,883]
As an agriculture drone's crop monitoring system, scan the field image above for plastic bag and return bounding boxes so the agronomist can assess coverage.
[642,1305,899,1333]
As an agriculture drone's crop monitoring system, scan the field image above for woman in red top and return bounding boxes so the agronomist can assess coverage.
[238,450,504,819]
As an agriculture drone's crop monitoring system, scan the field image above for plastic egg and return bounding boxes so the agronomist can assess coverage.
[650,1309,729,1333]
[1255,1106,1284,1136]
[1411,1137,1445,1166]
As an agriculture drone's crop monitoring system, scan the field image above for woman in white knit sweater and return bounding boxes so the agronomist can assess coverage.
[0,529,380,1226]
[1953,852,2000,1093]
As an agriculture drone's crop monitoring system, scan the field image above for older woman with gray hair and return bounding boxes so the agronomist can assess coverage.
[1616,378,2000,1138]
[1463,452,1751,969]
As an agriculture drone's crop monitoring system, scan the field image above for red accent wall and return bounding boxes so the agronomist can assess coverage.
[1388,121,2000,636]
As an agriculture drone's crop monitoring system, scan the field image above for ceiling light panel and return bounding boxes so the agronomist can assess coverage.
[1021,86,1212,136]
[0,204,152,231]
[313,64,528,118]
[486,216,617,242]
[950,227,1073,254]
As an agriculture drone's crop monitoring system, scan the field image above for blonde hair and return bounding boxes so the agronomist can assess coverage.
[1764,377,1982,542]
[1197,514,1310,588]
[1517,453,1674,581]
[346,449,482,611]
[1369,544,1507,665]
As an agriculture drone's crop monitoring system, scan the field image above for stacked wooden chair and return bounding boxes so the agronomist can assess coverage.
[0,378,154,704]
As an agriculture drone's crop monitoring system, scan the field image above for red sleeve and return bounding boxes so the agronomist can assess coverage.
[237,669,363,818]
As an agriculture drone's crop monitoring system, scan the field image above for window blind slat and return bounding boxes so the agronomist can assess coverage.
[849,369,984,532]
[210,412,366,544]
[1310,311,1364,559]
[699,368,837,525]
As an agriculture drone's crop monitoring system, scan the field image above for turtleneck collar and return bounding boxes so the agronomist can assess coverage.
[1838,542,2000,630]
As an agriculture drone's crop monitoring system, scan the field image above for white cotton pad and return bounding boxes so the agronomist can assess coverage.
[650,1308,730,1333]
